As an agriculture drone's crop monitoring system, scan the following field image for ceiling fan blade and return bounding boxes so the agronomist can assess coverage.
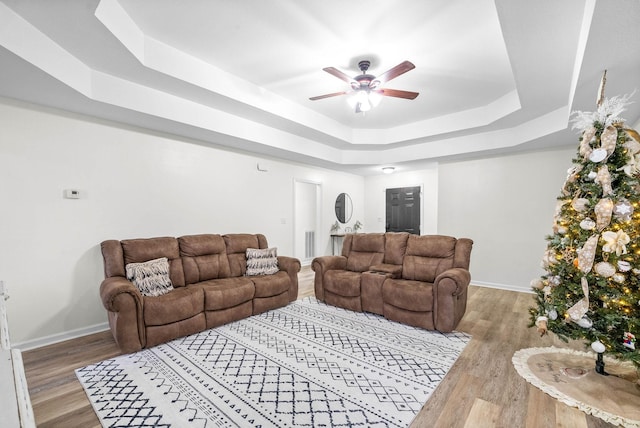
[379,88,419,99]
[374,61,415,84]
[309,91,348,101]
[323,67,356,84]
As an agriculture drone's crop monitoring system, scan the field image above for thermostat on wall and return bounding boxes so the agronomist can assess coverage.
[64,189,81,199]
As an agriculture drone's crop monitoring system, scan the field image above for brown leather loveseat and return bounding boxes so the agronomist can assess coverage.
[100,233,300,353]
[312,232,473,332]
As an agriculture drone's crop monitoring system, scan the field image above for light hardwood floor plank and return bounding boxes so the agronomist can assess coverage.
[22,266,620,427]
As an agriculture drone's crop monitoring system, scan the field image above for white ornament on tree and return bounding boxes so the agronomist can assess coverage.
[591,340,606,353]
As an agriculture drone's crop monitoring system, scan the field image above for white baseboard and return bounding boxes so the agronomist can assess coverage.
[13,322,110,351]
[471,280,534,294]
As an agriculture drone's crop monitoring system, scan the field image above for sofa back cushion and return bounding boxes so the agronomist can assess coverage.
[344,233,385,272]
[383,232,409,265]
[224,234,269,277]
[120,237,185,287]
[179,234,231,284]
[402,235,457,283]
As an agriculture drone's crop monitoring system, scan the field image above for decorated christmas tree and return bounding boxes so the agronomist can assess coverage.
[530,73,640,373]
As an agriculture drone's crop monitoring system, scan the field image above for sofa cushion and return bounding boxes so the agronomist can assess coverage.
[324,270,362,297]
[382,279,434,312]
[346,233,385,272]
[250,270,290,298]
[246,247,279,276]
[402,235,456,282]
[121,237,185,286]
[200,277,255,311]
[126,257,174,297]
[143,285,204,326]
[179,234,231,284]
[384,232,409,265]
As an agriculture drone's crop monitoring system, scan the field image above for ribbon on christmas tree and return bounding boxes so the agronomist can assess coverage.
[579,126,596,159]
[595,165,613,196]
[594,198,614,231]
[567,276,590,321]
[600,125,618,158]
[577,234,599,273]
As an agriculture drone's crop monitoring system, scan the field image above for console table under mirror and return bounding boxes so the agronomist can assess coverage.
[331,193,352,255]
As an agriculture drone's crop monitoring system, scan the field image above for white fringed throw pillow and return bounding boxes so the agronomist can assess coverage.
[126,257,174,297]
[245,247,279,276]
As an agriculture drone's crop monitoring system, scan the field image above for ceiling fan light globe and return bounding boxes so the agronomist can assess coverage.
[356,90,369,103]
[369,91,382,107]
[359,101,371,112]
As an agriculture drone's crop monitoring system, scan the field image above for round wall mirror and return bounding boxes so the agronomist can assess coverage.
[335,193,353,224]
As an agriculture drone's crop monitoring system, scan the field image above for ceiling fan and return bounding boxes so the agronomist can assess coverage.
[309,60,419,113]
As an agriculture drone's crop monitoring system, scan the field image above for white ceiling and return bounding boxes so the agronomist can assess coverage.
[1,0,639,175]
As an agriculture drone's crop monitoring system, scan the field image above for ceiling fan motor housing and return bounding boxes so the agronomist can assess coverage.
[353,60,375,89]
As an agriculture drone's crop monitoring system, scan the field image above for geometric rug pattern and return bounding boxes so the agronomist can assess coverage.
[76,297,470,427]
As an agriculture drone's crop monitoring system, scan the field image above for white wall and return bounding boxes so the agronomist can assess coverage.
[437,148,575,291]
[0,96,582,346]
[0,99,363,347]
[363,165,439,234]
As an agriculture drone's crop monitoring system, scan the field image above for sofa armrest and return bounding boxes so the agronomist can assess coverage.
[99,276,145,352]
[311,256,347,301]
[277,256,301,301]
[100,276,142,311]
[432,268,471,332]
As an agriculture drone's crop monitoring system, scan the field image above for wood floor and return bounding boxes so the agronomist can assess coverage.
[22,266,618,428]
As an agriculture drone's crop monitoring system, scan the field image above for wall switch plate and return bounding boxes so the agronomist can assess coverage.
[64,189,81,199]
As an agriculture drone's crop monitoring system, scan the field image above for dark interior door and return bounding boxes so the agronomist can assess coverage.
[386,186,421,234]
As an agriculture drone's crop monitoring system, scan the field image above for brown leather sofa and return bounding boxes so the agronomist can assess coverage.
[312,232,473,332]
[100,233,300,353]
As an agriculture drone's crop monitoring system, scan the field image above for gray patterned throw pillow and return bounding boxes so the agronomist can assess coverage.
[245,247,279,276]
[126,257,174,297]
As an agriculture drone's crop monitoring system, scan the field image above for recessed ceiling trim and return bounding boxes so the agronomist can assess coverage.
[95,0,354,144]
[352,89,522,144]
[0,3,92,96]
[340,106,570,164]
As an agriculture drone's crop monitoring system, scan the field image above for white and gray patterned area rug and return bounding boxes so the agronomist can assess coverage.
[76,297,470,427]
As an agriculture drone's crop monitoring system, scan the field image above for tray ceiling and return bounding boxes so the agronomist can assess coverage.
[0,0,639,174]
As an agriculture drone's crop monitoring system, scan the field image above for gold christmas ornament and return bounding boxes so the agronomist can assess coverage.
[594,198,613,231]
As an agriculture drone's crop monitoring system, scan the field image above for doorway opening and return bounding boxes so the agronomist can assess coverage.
[386,186,421,234]
[294,179,321,264]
